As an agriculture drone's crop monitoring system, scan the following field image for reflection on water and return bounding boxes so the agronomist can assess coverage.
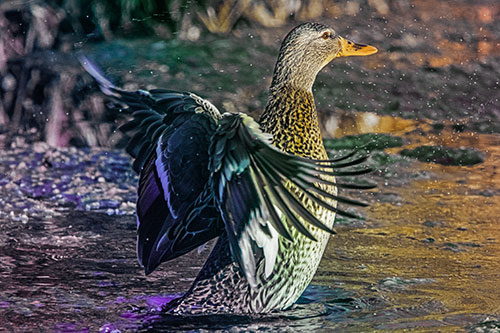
[323,110,421,138]
[1,112,500,331]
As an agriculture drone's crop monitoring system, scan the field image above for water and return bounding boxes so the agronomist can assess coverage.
[1,113,500,331]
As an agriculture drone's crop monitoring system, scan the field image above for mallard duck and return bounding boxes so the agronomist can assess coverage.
[81,22,377,314]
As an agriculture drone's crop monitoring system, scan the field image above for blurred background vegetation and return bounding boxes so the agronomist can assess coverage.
[0,0,399,147]
[0,0,498,148]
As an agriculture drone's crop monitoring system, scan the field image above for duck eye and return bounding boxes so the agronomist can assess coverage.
[322,32,330,39]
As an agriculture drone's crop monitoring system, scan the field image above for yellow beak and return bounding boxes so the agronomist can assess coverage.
[337,36,378,57]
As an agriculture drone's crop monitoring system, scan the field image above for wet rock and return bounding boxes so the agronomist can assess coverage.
[423,220,444,228]
[475,189,497,197]
[442,243,464,252]
[459,242,482,248]
[374,192,403,203]
[378,277,435,290]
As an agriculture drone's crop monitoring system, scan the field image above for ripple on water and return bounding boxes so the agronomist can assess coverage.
[2,109,500,331]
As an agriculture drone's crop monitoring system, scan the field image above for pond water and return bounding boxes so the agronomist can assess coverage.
[1,112,499,331]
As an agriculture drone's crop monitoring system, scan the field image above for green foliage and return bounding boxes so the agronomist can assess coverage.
[369,151,408,168]
[58,0,205,38]
[399,146,484,166]
[323,134,403,151]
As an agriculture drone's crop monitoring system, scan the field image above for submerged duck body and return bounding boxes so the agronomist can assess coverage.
[82,22,377,314]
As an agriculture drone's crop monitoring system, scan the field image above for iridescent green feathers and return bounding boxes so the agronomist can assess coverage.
[80,56,374,286]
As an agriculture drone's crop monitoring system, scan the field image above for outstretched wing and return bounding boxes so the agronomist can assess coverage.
[80,57,223,274]
[134,105,222,274]
[209,113,374,287]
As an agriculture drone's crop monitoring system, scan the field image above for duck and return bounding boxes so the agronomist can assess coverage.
[80,22,377,314]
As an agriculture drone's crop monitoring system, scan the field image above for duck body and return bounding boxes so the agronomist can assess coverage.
[81,22,377,314]
[168,88,334,314]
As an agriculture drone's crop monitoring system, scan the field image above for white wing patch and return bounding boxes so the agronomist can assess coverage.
[238,207,279,289]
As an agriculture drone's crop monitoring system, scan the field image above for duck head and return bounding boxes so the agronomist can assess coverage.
[271,22,377,92]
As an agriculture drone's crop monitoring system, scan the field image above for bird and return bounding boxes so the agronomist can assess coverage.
[80,22,377,314]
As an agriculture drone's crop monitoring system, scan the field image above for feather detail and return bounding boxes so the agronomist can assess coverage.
[210,113,373,286]
[81,56,375,288]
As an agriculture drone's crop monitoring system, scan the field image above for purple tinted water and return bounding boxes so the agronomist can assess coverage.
[1,138,499,331]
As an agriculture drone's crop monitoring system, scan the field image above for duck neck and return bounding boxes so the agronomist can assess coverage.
[259,84,326,159]
[268,40,322,92]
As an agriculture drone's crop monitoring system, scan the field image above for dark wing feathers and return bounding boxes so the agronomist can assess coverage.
[81,56,374,280]
[251,152,334,236]
[247,161,294,242]
[209,114,374,286]
[81,56,223,274]
[135,109,222,274]
[136,171,219,274]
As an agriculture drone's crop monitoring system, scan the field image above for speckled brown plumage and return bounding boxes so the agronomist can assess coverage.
[79,21,376,315]
[260,87,326,160]
[165,23,340,314]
